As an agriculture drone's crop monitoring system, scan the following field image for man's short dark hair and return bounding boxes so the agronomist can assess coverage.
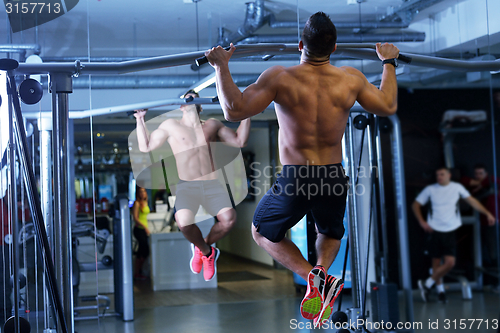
[436,166,450,172]
[184,89,199,98]
[301,12,337,59]
[474,163,488,171]
[183,89,201,113]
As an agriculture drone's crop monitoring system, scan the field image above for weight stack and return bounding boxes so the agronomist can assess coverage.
[370,282,400,327]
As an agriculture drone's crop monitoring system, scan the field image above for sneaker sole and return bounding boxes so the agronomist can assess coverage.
[314,279,344,328]
[204,248,220,281]
[189,244,202,275]
[300,269,326,320]
[418,280,428,302]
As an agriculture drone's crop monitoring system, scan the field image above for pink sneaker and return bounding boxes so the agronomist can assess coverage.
[190,244,203,274]
[201,246,220,281]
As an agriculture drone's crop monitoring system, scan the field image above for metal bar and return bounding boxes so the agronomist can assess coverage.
[38,115,57,330]
[334,47,500,71]
[51,74,74,333]
[10,43,500,76]
[346,116,363,308]
[388,115,414,327]
[72,97,220,119]
[7,77,20,333]
[443,133,455,169]
[14,44,290,75]
[113,196,134,321]
[5,71,69,333]
[361,118,375,320]
[472,212,483,288]
[0,44,41,54]
[374,116,390,282]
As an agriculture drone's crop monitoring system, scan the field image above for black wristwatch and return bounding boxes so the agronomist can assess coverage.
[382,58,398,68]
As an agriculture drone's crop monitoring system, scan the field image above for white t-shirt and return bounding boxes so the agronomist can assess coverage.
[415,182,471,232]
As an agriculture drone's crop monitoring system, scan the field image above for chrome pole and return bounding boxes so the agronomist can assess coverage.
[389,115,414,326]
[7,78,20,333]
[374,116,389,282]
[346,115,363,308]
[38,115,57,331]
[50,74,74,333]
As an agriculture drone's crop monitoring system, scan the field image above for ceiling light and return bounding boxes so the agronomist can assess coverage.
[180,73,216,98]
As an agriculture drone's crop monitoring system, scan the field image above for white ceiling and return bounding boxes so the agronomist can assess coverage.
[0,0,489,57]
[1,0,419,55]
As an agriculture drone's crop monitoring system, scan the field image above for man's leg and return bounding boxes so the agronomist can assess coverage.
[204,207,236,246]
[432,256,455,282]
[176,209,211,255]
[252,224,312,280]
[315,233,341,269]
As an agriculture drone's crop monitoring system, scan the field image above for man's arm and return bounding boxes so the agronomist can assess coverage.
[205,44,280,122]
[217,118,251,148]
[353,43,400,117]
[134,109,169,152]
[412,201,433,233]
[464,196,496,226]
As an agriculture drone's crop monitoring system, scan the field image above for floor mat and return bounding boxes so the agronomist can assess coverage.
[217,271,270,283]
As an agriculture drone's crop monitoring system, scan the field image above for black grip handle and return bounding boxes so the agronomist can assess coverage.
[397,54,412,64]
[127,111,135,116]
[195,46,232,67]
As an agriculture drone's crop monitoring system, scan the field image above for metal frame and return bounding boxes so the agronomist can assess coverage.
[4,69,69,333]
[388,115,414,326]
[345,113,414,332]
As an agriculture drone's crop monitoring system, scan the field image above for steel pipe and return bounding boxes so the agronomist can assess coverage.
[51,74,74,333]
[11,43,500,76]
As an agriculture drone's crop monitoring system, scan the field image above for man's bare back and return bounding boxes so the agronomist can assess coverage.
[270,63,373,165]
[206,42,398,166]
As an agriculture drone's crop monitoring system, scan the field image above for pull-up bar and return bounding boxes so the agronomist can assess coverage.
[10,43,500,76]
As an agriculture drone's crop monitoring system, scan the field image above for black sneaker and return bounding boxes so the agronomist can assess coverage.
[438,292,448,303]
[418,279,430,302]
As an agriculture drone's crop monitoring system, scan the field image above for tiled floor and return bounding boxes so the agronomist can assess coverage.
[66,252,500,332]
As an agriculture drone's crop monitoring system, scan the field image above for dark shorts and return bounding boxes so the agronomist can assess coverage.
[174,179,233,216]
[253,164,349,243]
[428,230,456,258]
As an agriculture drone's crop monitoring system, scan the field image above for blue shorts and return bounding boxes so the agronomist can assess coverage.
[253,164,349,243]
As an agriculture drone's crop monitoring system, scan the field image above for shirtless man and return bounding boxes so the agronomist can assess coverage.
[134,90,251,281]
[205,12,399,326]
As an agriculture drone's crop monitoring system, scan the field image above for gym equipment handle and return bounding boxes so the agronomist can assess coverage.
[195,44,412,66]
[195,46,232,67]
[397,54,412,64]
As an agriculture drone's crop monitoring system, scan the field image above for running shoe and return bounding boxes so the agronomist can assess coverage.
[201,246,220,281]
[418,279,430,302]
[190,244,204,274]
[314,275,344,328]
[300,265,326,320]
